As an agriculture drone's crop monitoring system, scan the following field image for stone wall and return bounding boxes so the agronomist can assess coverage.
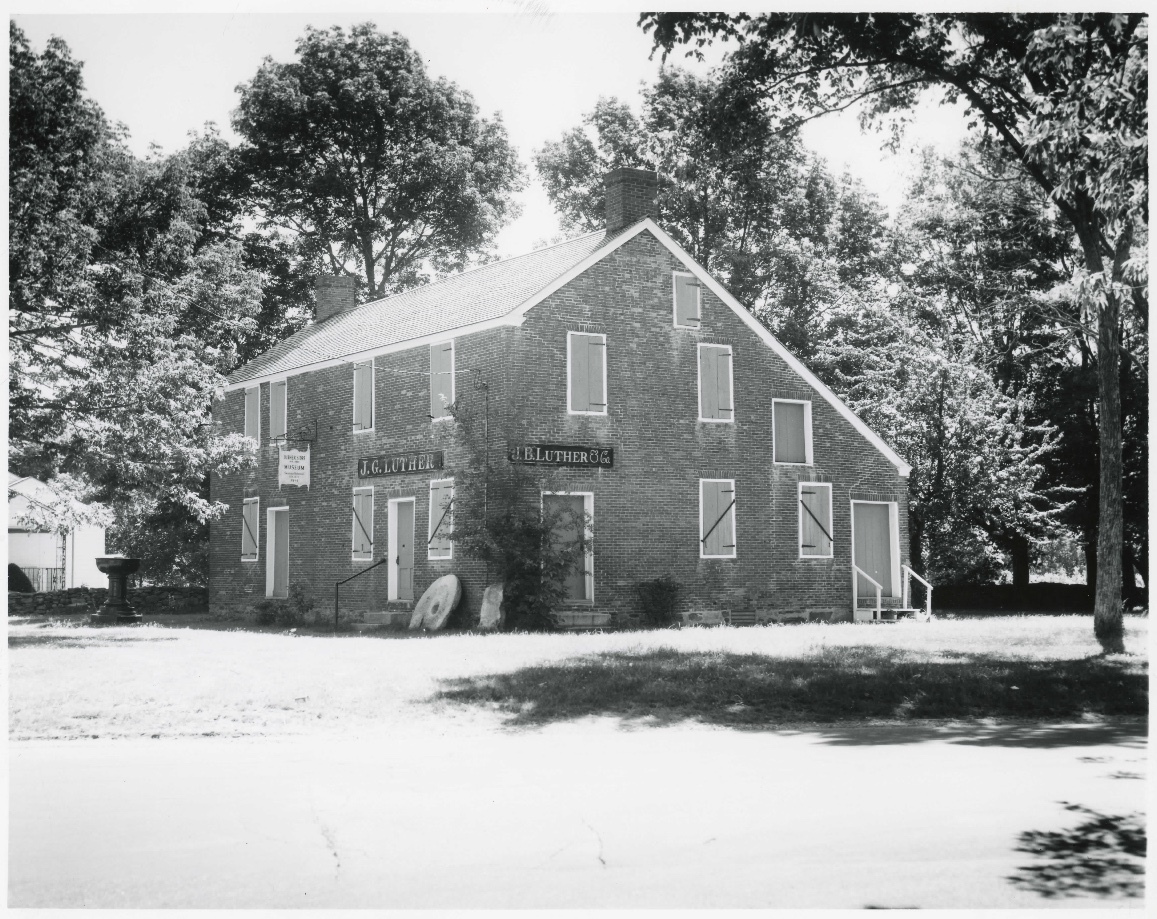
[7,585,208,617]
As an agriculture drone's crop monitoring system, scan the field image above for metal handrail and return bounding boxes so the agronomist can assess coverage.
[852,564,883,621]
[334,558,388,632]
[902,565,934,620]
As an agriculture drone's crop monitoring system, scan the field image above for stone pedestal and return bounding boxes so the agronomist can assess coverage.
[91,556,142,624]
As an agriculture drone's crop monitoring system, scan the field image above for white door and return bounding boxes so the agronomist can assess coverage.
[388,499,415,602]
[852,502,895,598]
[266,508,289,599]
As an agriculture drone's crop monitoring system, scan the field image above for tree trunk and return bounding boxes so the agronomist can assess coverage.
[1010,536,1030,590]
[1084,539,1097,590]
[1091,253,1127,653]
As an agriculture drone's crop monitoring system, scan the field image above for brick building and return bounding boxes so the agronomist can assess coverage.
[210,168,918,627]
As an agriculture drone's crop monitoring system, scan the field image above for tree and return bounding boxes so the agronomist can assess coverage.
[643,12,1147,650]
[810,286,1064,585]
[534,67,894,341]
[9,23,260,584]
[447,399,590,631]
[232,23,525,302]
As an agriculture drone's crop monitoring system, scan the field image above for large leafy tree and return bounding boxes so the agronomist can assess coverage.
[643,12,1147,649]
[232,23,525,301]
[9,23,259,584]
[534,67,894,346]
[811,287,1062,586]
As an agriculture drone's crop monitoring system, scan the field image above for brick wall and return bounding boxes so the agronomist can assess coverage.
[210,228,910,626]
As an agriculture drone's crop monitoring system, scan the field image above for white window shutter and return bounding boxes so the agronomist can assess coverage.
[675,274,700,326]
[270,380,287,440]
[428,480,453,558]
[430,343,454,419]
[587,337,605,411]
[353,363,372,430]
[244,387,259,441]
[570,335,590,412]
[800,486,833,556]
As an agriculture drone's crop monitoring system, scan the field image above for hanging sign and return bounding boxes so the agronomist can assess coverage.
[279,446,310,489]
[358,451,444,478]
[508,444,614,468]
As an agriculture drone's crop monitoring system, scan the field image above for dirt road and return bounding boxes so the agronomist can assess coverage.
[9,718,1146,908]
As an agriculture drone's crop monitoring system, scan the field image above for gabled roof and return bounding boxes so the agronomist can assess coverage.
[227,231,603,386]
[223,220,909,477]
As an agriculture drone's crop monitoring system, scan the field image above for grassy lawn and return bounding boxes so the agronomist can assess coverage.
[7,614,1147,740]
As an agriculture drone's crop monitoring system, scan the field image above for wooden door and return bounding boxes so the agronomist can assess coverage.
[396,500,415,601]
[271,510,289,599]
[853,503,892,597]
[544,494,589,601]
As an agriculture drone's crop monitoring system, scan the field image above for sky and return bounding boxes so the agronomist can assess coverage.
[13,4,970,259]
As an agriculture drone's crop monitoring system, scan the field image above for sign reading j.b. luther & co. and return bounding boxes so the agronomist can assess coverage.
[358,451,443,478]
[508,444,614,468]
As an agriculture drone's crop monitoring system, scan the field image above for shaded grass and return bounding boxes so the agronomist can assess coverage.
[436,645,1148,727]
[8,615,1149,739]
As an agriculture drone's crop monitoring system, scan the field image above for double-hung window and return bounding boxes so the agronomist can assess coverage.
[428,479,454,560]
[429,341,455,421]
[799,482,834,558]
[352,361,374,432]
[673,271,701,328]
[773,399,812,464]
[270,379,287,441]
[352,487,374,561]
[567,332,607,415]
[241,497,260,560]
[243,386,260,441]
[700,479,736,559]
[698,344,734,422]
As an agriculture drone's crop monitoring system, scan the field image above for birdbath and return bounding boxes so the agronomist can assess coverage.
[91,556,142,624]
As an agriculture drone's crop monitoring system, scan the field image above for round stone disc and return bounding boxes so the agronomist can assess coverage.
[413,574,462,631]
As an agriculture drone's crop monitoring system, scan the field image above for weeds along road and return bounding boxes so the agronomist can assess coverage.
[9,719,1146,908]
[8,616,1149,908]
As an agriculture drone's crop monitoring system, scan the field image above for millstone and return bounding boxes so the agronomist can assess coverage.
[411,574,462,631]
[478,584,505,630]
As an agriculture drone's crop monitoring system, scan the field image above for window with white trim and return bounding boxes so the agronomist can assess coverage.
[270,379,287,441]
[241,497,260,560]
[429,341,455,421]
[773,399,812,464]
[567,332,607,415]
[700,479,736,559]
[244,386,259,441]
[799,482,833,558]
[428,478,454,560]
[673,271,701,328]
[698,344,734,422]
[352,487,374,561]
[352,361,374,432]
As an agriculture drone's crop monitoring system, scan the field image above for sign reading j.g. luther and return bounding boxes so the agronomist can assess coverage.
[358,451,444,478]
[508,444,614,468]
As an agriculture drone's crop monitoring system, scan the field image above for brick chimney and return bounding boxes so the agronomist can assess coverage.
[604,167,658,237]
[314,275,359,322]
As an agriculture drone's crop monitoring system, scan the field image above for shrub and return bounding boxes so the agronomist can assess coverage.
[635,577,681,628]
[251,598,284,626]
[286,580,315,625]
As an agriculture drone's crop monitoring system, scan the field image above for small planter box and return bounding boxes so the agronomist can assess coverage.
[678,609,725,627]
[550,610,613,631]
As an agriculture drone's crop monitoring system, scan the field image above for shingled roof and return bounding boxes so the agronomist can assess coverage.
[227,231,604,386]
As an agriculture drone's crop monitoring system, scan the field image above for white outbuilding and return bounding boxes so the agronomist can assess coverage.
[7,474,106,591]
